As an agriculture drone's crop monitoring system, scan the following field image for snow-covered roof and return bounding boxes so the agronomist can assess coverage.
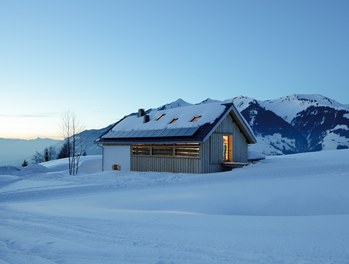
[113,103,226,132]
[100,100,256,144]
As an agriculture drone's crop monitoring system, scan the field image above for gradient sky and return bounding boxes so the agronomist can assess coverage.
[1,0,349,139]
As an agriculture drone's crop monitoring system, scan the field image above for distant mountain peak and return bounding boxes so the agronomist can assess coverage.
[261,94,349,123]
[231,96,258,112]
[157,98,191,110]
[276,94,347,108]
[199,98,221,104]
[294,94,347,108]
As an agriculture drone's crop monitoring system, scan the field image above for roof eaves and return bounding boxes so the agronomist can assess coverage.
[201,103,256,144]
[201,103,234,142]
[96,113,136,142]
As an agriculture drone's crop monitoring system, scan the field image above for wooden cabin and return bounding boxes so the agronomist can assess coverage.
[96,101,256,173]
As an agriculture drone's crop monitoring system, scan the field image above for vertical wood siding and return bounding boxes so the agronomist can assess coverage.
[201,137,222,173]
[131,156,200,173]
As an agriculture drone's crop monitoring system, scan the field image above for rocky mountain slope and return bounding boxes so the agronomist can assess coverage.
[233,94,349,155]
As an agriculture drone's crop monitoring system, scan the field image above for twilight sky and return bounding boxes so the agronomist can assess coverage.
[1,0,348,139]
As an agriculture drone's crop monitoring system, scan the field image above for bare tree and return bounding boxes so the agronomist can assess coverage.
[61,111,85,175]
[32,146,57,164]
[32,151,44,164]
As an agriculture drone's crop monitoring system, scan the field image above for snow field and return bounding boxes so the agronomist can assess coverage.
[1,150,349,263]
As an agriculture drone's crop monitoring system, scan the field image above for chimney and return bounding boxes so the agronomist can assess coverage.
[138,108,145,117]
[143,114,150,123]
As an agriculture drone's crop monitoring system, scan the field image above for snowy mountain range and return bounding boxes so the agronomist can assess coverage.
[233,94,349,155]
[155,94,349,155]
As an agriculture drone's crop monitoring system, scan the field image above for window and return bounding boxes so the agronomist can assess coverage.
[132,145,151,155]
[223,135,233,162]
[190,116,201,122]
[132,143,199,158]
[156,113,166,121]
[152,145,173,156]
[169,118,178,124]
[175,144,200,157]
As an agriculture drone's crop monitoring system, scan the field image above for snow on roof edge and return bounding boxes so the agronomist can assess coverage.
[107,102,228,133]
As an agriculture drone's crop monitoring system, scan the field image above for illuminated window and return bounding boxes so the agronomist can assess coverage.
[156,113,166,121]
[223,135,233,162]
[169,118,178,124]
[190,116,201,122]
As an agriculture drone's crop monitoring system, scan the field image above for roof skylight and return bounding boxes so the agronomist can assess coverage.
[156,113,166,121]
[190,116,202,122]
[169,118,178,124]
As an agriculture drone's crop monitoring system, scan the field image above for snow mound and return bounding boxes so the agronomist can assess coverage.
[19,164,50,175]
[0,174,21,185]
[0,166,20,175]
[41,155,101,172]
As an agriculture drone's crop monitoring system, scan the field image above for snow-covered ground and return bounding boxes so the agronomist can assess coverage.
[1,151,349,263]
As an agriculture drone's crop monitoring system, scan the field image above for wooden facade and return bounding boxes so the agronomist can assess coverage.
[200,114,248,173]
[131,155,201,173]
